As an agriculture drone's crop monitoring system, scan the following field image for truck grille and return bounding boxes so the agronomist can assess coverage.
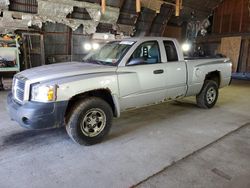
[13,78,26,103]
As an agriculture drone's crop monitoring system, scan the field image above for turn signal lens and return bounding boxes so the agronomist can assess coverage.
[47,88,54,101]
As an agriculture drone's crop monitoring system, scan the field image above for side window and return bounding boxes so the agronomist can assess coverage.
[163,41,179,62]
[127,41,161,66]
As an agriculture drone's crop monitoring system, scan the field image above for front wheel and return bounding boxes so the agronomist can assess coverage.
[196,80,219,109]
[66,97,113,145]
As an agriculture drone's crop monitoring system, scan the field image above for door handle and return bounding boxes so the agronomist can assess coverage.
[153,69,164,74]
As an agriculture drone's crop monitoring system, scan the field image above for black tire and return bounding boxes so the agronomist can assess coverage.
[66,97,113,145]
[196,80,219,109]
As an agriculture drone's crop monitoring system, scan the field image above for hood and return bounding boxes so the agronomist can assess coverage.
[16,62,117,83]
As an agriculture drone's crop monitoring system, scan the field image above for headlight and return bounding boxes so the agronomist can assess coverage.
[31,84,57,102]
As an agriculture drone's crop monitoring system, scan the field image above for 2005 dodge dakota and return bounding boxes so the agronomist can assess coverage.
[7,37,232,145]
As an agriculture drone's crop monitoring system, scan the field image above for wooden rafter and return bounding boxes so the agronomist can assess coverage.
[136,0,141,13]
[101,0,106,14]
[175,0,180,16]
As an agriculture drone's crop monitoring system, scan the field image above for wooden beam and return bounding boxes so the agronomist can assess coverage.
[136,0,141,13]
[175,0,180,16]
[101,0,106,14]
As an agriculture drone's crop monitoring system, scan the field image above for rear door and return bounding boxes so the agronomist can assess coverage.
[162,40,187,99]
[117,40,168,110]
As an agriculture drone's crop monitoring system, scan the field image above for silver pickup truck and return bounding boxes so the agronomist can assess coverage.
[7,37,232,145]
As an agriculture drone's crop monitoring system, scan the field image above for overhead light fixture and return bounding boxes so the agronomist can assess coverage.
[92,43,100,50]
[84,43,92,51]
[84,42,100,51]
[182,42,191,52]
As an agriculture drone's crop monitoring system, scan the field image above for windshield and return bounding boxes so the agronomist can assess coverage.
[83,41,135,66]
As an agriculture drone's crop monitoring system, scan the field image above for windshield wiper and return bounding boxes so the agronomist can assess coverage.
[83,59,104,65]
[83,59,116,66]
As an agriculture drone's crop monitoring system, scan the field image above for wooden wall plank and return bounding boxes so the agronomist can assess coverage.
[213,0,250,34]
[231,0,242,32]
[213,7,220,33]
[241,0,250,32]
[221,0,230,33]
[219,1,224,33]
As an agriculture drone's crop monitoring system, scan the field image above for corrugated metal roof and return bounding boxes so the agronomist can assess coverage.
[6,0,223,35]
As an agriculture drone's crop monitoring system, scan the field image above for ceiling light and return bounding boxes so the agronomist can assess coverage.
[92,43,100,50]
[84,43,92,51]
[182,43,191,52]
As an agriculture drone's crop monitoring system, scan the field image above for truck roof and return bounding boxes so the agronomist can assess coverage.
[122,37,177,42]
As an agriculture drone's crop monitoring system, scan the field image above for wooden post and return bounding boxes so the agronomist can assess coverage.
[136,0,141,13]
[175,0,180,16]
[101,0,106,14]
[180,0,183,9]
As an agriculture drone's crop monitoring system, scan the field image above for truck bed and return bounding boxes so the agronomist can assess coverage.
[185,57,232,96]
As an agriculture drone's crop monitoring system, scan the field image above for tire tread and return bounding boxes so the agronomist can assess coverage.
[66,97,112,145]
[196,80,218,109]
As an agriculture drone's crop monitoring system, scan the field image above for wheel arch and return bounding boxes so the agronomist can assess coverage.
[204,71,221,87]
[65,88,120,122]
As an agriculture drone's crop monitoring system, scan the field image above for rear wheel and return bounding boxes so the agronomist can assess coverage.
[66,97,113,145]
[196,80,219,109]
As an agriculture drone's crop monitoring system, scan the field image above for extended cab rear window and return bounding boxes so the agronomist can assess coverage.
[163,41,179,62]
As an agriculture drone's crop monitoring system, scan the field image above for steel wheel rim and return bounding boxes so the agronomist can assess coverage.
[206,87,217,104]
[80,108,106,137]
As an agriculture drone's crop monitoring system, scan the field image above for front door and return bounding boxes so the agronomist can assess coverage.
[117,41,168,110]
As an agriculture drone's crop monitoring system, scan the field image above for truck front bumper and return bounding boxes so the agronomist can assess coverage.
[7,92,68,129]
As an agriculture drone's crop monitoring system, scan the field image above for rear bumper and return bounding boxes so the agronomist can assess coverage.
[7,92,68,129]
